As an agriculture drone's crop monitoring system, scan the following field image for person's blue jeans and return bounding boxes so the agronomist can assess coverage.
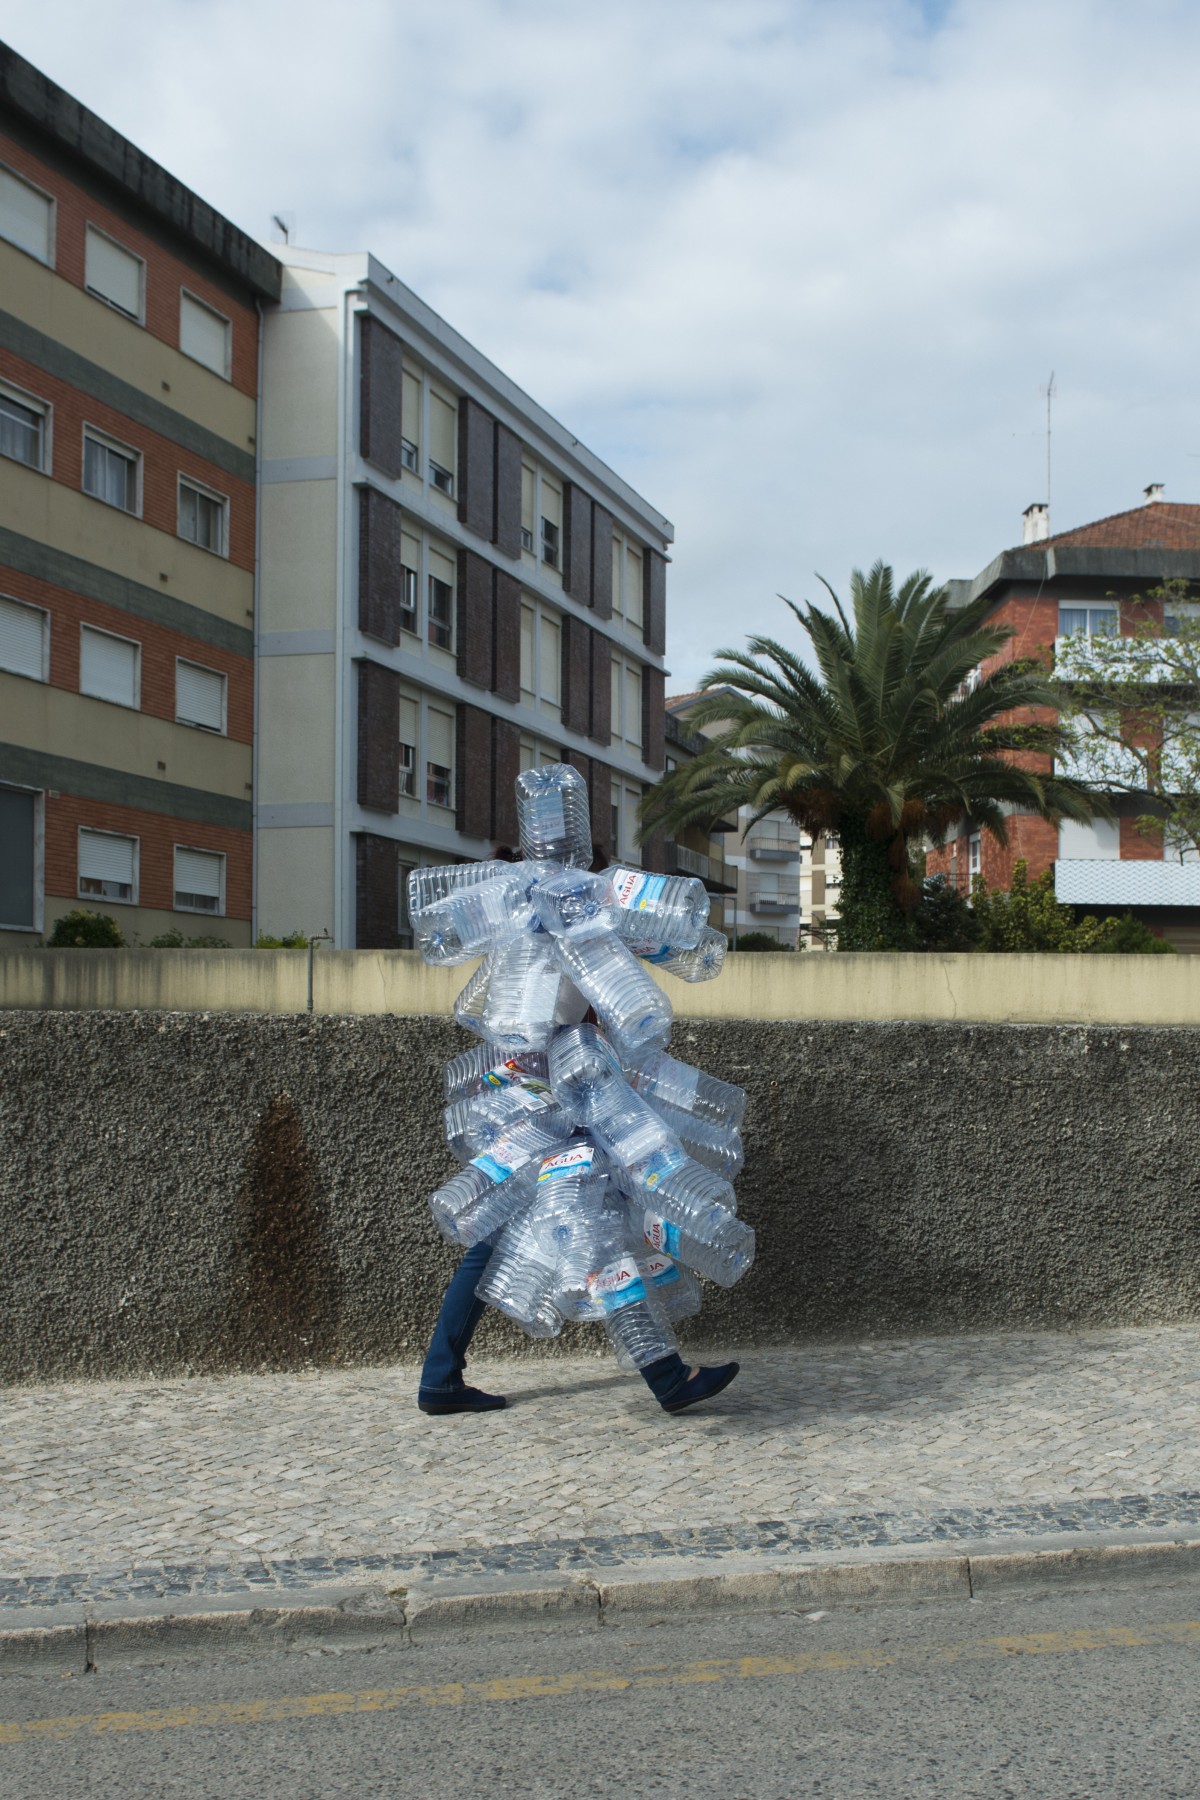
[419,1244,689,1404]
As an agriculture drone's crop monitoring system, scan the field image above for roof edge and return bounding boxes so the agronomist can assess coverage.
[949,545,1200,611]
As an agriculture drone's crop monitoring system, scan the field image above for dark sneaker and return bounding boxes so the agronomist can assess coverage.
[660,1362,740,1414]
[417,1386,508,1415]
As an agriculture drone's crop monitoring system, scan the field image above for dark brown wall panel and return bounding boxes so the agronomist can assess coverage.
[589,628,612,746]
[589,760,612,862]
[561,616,591,735]
[563,483,593,606]
[456,549,493,690]
[492,569,521,702]
[456,702,493,839]
[494,422,523,558]
[359,314,405,479]
[643,549,667,656]
[355,833,402,948]
[642,662,666,772]
[457,397,496,540]
[357,660,401,812]
[492,717,521,848]
[591,504,614,621]
[357,486,405,646]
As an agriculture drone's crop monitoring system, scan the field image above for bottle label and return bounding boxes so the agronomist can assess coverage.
[586,1257,648,1312]
[471,1151,514,1184]
[643,1210,682,1257]
[637,1147,686,1191]
[537,1143,595,1182]
[484,1059,551,1097]
[640,1251,681,1289]
[610,868,668,913]
[630,942,671,963]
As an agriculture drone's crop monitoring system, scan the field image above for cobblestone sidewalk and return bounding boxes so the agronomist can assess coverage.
[4,1328,1200,1607]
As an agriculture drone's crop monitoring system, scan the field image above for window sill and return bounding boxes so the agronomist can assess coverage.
[177,536,229,560]
[82,490,141,520]
[0,450,50,477]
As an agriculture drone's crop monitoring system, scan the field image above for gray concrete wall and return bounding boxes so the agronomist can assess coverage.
[3,1009,1200,1385]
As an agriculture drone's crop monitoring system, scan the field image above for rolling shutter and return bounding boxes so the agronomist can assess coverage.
[0,597,46,681]
[176,661,225,731]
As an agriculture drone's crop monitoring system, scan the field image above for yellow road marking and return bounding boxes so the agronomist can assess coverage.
[3,1619,1199,1747]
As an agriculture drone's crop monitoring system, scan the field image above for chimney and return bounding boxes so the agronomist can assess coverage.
[1022,502,1049,544]
[1144,483,1165,504]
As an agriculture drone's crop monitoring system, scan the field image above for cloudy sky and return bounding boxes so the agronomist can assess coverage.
[4,0,1199,690]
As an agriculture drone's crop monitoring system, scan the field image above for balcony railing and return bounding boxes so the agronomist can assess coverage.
[749,891,797,914]
[670,842,737,894]
[749,837,800,861]
[1054,858,1200,906]
[1053,636,1189,686]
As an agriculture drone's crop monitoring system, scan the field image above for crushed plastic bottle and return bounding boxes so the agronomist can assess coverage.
[442,1045,549,1104]
[603,866,709,951]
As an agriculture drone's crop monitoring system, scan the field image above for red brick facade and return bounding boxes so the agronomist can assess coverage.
[43,792,251,922]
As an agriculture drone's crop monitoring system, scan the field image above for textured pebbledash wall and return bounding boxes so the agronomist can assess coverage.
[3,1009,1200,1385]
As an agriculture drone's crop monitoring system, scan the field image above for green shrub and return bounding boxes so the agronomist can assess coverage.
[971,862,1177,953]
[734,930,792,952]
[913,874,980,952]
[146,929,232,948]
[1086,912,1176,955]
[254,930,309,949]
[46,909,125,948]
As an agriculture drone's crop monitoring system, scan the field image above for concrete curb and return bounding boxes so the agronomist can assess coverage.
[5,1532,1200,1676]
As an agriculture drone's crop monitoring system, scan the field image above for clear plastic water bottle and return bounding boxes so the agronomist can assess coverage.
[588,1087,686,1189]
[532,870,617,940]
[407,859,512,914]
[602,866,709,951]
[590,1250,680,1370]
[515,764,592,868]
[475,1211,564,1338]
[648,1099,745,1179]
[609,1247,703,1372]
[483,932,567,1051]
[411,870,528,966]
[631,1050,748,1130]
[453,953,495,1040]
[442,1044,550,1104]
[634,927,728,984]
[547,1024,627,1124]
[631,1160,755,1288]
[428,1107,573,1244]
[524,1148,611,1309]
[443,1084,557,1163]
[552,934,673,1063]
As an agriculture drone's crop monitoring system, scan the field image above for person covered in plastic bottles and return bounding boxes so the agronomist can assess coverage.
[412,765,751,1416]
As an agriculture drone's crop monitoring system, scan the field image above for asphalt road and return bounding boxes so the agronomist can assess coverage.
[3,1582,1200,1799]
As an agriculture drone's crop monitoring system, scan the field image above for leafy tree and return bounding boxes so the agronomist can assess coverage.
[642,564,1103,949]
[912,874,980,951]
[45,909,125,947]
[970,861,1175,953]
[1055,579,1200,859]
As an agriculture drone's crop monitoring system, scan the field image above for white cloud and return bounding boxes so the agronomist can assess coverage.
[4,0,1200,687]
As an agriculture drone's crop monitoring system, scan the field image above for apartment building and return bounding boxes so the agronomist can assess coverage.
[257,249,672,947]
[661,705,737,933]
[930,490,1200,948]
[0,46,281,946]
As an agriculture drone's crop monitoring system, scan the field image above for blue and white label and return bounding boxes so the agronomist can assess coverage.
[537,1143,595,1182]
[471,1151,514,1184]
[643,1211,682,1257]
[640,1251,681,1289]
[631,942,672,963]
[610,868,668,913]
[483,1059,551,1097]
[637,1147,686,1191]
[586,1257,648,1313]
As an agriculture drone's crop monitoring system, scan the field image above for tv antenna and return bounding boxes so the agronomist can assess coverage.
[1041,370,1056,524]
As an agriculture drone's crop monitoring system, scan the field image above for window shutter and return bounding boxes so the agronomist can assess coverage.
[563,484,593,605]
[358,486,405,645]
[357,660,401,811]
[457,397,495,539]
[643,550,666,656]
[0,597,46,681]
[492,570,521,701]
[80,628,138,707]
[493,423,523,557]
[85,228,141,317]
[589,629,611,746]
[455,703,492,838]
[590,505,614,621]
[456,549,493,689]
[0,787,36,928]
[175,847,222,900]
[359,314,405,477]
[180,293,230,377]
[624,664,643,748]
[429,391,457,475]
[427,704,456,772]
[79,830,135,886]
[176,661,225,731]
[539,612,562,706]
[0,168,52,263]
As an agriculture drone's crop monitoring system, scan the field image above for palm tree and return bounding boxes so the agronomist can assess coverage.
[641,562,1105,950]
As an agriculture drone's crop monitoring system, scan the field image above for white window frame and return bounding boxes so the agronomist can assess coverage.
[77,826,139,906]
[175,657,227,734]
[0,162,55,266]
[399,740,416,798]
[177,475,230,557]
[427,573,454,652]
[399,562,419,636]
[0,378,51,474]
[0,782,44,932]
[82,424,142,516]
[968,832,982,877]
[179,288,232,380]
[173,844,226,916]
[427,759,453,809]
[1058,602,1118,640]
[0,594,50,682]
[79,622,141,710]
[84,223,145,323]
